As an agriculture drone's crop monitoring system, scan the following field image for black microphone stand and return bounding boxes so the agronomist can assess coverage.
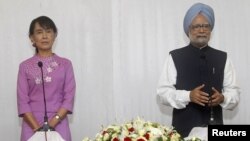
[200,52,216,125]
[208,67,216,125]
[208,96,216,125]
[37,62,54,141]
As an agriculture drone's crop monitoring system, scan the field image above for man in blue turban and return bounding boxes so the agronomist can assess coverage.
[183,3,215,36]
[157,3,240,138]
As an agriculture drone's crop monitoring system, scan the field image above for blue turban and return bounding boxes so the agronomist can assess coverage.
[183,3,215,36]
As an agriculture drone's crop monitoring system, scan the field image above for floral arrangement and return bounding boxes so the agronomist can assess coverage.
[82,117,201,141]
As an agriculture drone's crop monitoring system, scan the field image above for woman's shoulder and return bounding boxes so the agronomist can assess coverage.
[54,54,73,66]
[19,56,36,66]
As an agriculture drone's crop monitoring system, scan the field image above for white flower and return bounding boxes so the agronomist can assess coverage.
[35,77,41,84]
[51,61,58,67]
[103,132,110,141]
[45,76,52,82]
[82,137,91,141]
[121,127,129,136]
[138,129,146,136]
[47,67,52,73]
[171,133,181,141]
[82,117,187,141]
[147,127,162,136]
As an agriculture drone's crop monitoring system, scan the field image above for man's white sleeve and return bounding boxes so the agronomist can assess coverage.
[220,58,240,110]
[156,54,190,109]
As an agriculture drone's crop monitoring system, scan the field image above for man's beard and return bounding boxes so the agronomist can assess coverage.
[190,36,209,47]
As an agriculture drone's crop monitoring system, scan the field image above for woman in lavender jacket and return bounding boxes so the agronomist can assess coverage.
[17,16,76,141]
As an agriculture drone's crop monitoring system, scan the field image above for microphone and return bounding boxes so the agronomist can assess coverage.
[37,61,55,132]
[38,61,43,68]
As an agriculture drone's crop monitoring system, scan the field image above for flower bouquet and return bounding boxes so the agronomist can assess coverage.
[82,117,201,141]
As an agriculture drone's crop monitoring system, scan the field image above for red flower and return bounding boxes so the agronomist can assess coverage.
[102,131,107,135]
[124,137,132,141]
[128,127,135,132]
[143,133,150,140]
[137,138,146,141]
[113,137,119,141]
[168,131,173,137]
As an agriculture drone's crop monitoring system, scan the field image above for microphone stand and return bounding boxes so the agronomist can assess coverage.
[200,52,216,125]
[208,67,216,125]
[37,62,54,141]
[208,96,216,125]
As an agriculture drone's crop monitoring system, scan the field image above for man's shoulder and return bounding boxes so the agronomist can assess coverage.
[169,45,189,55]
[208,46,227,55]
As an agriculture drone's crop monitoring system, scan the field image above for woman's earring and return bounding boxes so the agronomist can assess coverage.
[32,43,36,47]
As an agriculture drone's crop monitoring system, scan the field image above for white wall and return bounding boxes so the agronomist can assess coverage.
[0,0,249,140]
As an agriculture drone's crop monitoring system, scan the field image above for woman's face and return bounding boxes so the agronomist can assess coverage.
[30,22,57,52]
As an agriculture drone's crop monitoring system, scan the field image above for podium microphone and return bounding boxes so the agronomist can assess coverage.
[37,61,55,132]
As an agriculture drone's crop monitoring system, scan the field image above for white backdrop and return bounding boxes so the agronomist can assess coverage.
[0,0,249,140]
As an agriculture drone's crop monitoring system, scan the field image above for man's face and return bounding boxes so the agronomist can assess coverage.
[188,14,211,48]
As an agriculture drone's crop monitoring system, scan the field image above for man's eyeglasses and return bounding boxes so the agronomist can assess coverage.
[190,24,211,31]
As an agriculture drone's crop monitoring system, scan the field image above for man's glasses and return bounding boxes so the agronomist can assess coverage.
[190,24,211,31]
